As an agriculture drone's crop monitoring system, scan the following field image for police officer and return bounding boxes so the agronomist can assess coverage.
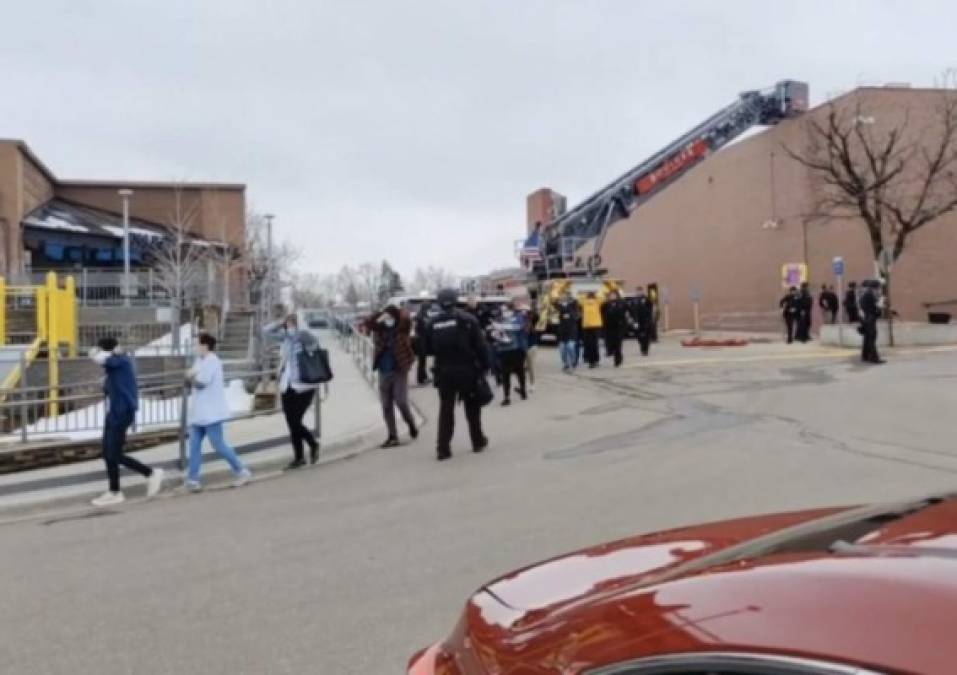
[627,286,655,356]
[844,281,860,324]
[414,300,439,385]
[796,282,813,343]
[859,280,885,364]
[601,290,628,367]
[779,286,800,344]
[425,288,491,461]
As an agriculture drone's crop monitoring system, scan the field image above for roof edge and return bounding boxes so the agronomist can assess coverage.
[57,179,246,191]
[0,139,59,183]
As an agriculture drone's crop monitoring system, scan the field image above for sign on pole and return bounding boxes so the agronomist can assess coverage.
[833,256,845,346]
[832,256,844,277]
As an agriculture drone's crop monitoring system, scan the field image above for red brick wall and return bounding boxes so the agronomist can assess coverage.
[599,88,957,330]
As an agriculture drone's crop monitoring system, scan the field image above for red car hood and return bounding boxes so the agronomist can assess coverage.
[480,506,844,624]
[422,499,957,675]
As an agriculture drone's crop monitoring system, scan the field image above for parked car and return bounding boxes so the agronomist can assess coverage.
[409,492,957,675]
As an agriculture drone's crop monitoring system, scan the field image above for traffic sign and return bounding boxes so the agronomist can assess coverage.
[690,288,701,302]
[832,256,844,276]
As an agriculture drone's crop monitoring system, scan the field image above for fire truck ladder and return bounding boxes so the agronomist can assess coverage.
[542,79,809,274]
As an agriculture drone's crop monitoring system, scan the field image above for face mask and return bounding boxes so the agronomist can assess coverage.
[379,314,395,327]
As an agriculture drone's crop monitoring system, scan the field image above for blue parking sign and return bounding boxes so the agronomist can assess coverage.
[832,257,844,276]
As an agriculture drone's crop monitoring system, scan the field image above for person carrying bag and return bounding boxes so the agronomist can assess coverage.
[264,314,324,469]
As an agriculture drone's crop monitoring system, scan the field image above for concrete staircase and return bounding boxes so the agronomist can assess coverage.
[219,311,254,362]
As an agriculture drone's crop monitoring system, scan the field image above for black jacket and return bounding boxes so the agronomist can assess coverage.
[819,291,839,312]
[860,289,880,323]
[553,300,581,341]
[601,299,628,335]
[779,293,799,318]
[424,308,490,373]
[844,289,859,313]
[627,296,654,327]
[798,291,813,316]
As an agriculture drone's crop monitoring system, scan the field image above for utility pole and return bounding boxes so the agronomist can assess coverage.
[264,213,275,314]
[119,189,134,306]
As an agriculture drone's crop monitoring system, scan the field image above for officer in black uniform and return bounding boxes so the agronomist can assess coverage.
[779,286,800,344]
[601,290,628,367]
[627,286,655,356]
[414,300,438,385]
[844,282,860,324]
[859,280,885,364]
[425,288,491,461]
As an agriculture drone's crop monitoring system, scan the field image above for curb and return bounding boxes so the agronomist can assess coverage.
[0,423,385,526]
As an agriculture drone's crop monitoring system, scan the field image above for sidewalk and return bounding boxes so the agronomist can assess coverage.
[0,332,389,518]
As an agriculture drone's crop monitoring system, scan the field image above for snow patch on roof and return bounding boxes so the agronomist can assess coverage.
[23,214,88,233]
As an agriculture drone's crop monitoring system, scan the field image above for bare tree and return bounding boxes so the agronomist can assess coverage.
[291,272,337,308]
[408,266,458,295]
[150,188,208,353]
[787,76,957,343]
[244,210,300,316]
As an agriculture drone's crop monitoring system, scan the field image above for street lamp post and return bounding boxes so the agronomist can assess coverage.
[118,189,134,306]
[264,213,275,312]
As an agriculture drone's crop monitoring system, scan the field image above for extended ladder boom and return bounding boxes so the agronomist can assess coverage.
[541,80,808,273]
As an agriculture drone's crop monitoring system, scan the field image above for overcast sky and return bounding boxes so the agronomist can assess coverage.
[2,1,954,280]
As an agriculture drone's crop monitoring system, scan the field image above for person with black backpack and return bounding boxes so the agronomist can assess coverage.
[264,314,322,469]
[424,288,491,461]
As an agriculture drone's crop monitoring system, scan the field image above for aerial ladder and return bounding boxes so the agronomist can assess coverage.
[534,79,809,278]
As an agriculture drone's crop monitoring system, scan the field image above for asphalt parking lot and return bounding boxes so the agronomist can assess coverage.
[3,338,956,674]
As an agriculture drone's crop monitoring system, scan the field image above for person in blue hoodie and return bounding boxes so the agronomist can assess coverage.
[89,337,164,507]
[490,301,528,406]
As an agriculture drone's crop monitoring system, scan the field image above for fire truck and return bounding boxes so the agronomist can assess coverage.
[522,79,809,337]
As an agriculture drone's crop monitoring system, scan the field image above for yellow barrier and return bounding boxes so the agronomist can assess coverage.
[0,273,78,415]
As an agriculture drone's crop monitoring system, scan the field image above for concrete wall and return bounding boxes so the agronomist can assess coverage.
[599,87,957,330]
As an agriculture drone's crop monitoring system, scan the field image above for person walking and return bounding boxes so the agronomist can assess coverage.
[779,286,800,344]
[844,281,860,324]
[425,288,491,461]
[601,290,628,367]
[489,301,528,406]
[580,291,603,368]
[819,285,839,324]
[795,282,814,342]
[627,286,655,356]
[264,314,321,469]
[364,303,418,448]
[413,299,436,385]
[89,337,164,507]
[859,280,885,364]
[184,333,252,492]
[554,290,581,372]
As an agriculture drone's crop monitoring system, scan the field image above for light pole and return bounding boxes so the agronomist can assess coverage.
[264,213,275,314]
[118,189,134,306]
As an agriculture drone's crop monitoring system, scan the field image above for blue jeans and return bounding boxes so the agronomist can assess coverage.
[559,340,578,369]
[188,422,245,483]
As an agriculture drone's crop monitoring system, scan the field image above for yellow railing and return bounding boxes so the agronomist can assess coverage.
[0,272,78,416]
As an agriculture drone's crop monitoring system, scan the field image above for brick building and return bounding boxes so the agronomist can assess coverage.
[533,86,957,331]
[0,139,246,284]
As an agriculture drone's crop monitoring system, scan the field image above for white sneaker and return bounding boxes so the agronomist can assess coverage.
[231,469,252,488]
[184,480,203,493]
[91,491,125,507]
[146,468,165,498]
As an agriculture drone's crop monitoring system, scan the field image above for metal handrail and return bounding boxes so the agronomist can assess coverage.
[0,365,280,446]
